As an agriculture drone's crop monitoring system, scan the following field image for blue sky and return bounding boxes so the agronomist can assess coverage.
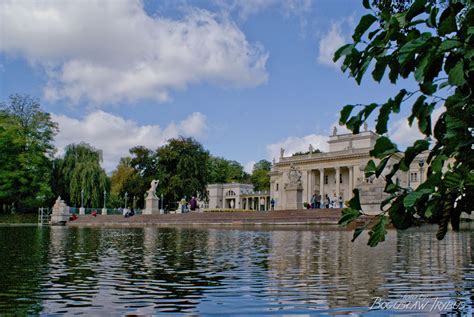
[0,0,424,172]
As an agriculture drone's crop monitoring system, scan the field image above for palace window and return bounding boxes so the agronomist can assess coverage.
[276,183,279,191]
[410,172,418,182]
[324,175,328,185]
[226,190,236,196]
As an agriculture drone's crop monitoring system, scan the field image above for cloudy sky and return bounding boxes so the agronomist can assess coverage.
[0,0,426,172]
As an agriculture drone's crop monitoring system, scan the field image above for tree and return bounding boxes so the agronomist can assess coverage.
[250,160,272,191]
[156,137,209,206]
[207,156,250,184]
[0,94,58,212]
[335,0,473,246]
[57,143,109,207]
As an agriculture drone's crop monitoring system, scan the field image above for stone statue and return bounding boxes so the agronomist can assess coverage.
[347,139,353,149]
[272,158,276,165]
[147,179,159,198]
[332,126,337,136]
[280,147,285,158]
[309,144,314,153]
[288,164,302,185]
[364,122,368,131]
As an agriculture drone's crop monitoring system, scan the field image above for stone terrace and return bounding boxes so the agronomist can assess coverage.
[67,209,369,227]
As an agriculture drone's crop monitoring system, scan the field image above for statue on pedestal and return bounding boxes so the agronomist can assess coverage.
[144,180,160,215]
[333,126,338,136]
[147,180,159,198]
[280,147,285,158]
[288,164,302,185]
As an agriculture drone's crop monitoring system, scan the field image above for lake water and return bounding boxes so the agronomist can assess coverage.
[0,225,472,316]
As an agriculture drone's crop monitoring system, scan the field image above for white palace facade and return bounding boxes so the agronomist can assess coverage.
[269,127,429,212]
[206,127,432,213]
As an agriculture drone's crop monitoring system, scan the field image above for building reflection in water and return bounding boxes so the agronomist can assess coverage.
[0,224,472,315]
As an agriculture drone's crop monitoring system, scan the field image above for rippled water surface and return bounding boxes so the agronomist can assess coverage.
[0,225,472,316]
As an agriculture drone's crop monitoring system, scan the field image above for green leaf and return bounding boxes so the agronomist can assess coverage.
[408,95,427,126]
[427,6,439,28]
[339,208,362,226]
[348,188,362,210]
[438,6,457,36]
[353,14,377,42]
[403,188,432,208]
[333,44,355,62]
[352,225,367,242]
[370,136,398,159]
[339,105,355,125]
[375,156,390,178]
[399,139,430,171]
[365,159,376,177]
[362,0,370,9]
[372,58,389,82]
[448,61,466,86]
[406,0,427,22]
[438,39,461,52]
[368,215,387,247]
[388,196,412,229]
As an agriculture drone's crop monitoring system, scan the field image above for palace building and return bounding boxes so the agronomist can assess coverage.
[269,126,429,213]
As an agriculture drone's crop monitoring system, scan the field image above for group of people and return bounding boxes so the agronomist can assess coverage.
[180,196,199,213]
[309,193,344,209]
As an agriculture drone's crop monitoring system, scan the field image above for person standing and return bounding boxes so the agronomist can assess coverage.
[270,198,275,211]
[260,197,266,211]
[338,195,343,208]
[180,197,186,213]
[190,196,197,211]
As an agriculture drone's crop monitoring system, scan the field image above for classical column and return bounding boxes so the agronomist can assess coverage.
[307,170,313,202]
[319,168,325,198]
[348,165,353,194]
[335,166,340,199]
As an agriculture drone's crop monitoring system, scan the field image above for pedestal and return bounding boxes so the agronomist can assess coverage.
[285,183,304,210]
[144,196,160,215]
[51,197,70,225]
[101,208,107,215]
[79,207,85,215]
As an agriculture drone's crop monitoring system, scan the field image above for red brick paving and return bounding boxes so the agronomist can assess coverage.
[67,209,368,227]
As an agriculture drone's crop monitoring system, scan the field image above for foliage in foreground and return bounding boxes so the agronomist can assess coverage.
[335,0,473,246]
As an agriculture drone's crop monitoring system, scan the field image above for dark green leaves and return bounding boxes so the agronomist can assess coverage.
[339,208,362,226]
[333,44,355,62]
[336,1,473,246]
[448,61,466,86]
[368,215,388,247]
[438,5,458,36]
[370,136,398,159]
[353,14,377,42]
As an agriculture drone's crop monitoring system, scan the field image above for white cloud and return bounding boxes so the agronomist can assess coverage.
[244,160,256,174]
[214,0,311,20]
[266,134,329,161]
[0,0,268,105]
[389,107,444,149]
[51,111,208,172]
[317,22,346,68]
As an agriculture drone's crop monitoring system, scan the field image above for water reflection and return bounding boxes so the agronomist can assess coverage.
[0,225,472,315]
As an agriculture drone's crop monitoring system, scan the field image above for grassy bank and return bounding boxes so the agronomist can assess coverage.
[0,213,38,224]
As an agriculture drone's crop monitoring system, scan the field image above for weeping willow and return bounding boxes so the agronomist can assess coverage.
[60,143,108,207]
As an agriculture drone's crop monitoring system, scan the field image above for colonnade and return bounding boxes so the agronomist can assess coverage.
[304,165,357,202]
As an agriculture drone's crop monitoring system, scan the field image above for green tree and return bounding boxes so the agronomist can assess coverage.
[250,160,271,191]
[335,0,473,246]
[57,143,109,207]
[156,137,209,206]
[0,94,58,212]
[207,156,250,183]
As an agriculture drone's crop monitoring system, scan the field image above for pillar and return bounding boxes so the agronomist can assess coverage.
[335,166,340,199]
[307,170,313,202]
[319,168,325,198]
[349,165,353,194]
